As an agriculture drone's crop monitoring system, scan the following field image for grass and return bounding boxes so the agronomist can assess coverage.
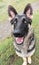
[0,0,38,22]
[0,10,39,65]
[0,37,15,65]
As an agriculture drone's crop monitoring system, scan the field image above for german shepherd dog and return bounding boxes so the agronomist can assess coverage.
[8,4,35,65]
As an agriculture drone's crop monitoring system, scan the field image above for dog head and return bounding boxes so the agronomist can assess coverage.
[8,4,32,44]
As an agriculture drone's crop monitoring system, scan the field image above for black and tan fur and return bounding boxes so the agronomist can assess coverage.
[8,4,35,65]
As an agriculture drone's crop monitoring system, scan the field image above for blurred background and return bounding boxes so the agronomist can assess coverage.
[0,0,39,65]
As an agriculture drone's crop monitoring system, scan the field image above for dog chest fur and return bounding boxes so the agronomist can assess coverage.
[13,26,35,57]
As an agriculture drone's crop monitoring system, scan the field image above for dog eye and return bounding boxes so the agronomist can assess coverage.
[14,18,18,24]
[22,18,26,23]
[14,21,17,24]
[24,21,26,23]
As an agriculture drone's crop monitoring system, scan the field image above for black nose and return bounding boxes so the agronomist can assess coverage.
[13,30,24,37]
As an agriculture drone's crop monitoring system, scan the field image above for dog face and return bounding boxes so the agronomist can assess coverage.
[8,5,32,44]
[12,14,29,36]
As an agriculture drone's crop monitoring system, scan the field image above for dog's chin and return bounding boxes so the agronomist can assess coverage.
[15,37,24,44]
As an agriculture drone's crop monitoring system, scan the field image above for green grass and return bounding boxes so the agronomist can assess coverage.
[0,0,38,22]
[0,37,15,65]
[0,10,39,65]
[31,10,39,65]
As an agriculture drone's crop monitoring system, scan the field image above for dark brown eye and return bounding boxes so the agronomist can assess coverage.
[22,18,26,23]
[24,21,26,23]
[14,19,17,23]
[14,18,18,24]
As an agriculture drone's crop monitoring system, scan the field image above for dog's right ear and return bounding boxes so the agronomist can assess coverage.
[8,5,17,19]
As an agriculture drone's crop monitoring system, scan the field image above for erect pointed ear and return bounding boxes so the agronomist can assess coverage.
[8,5,17,19]
[23,3,33,15]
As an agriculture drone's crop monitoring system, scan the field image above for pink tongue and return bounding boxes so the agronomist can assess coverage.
[16,37,23,44]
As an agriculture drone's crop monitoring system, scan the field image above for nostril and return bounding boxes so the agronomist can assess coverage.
[13,30,25,37]
[13,33,21,37]
[13,30,21,37]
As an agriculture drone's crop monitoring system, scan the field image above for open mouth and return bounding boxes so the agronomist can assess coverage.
[15,37,24,44]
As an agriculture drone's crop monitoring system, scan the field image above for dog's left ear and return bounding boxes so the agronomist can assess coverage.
[23,3,33,15]
[23,3,33,25]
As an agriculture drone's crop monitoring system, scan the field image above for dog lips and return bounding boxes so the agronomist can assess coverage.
[16,37,23,44]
